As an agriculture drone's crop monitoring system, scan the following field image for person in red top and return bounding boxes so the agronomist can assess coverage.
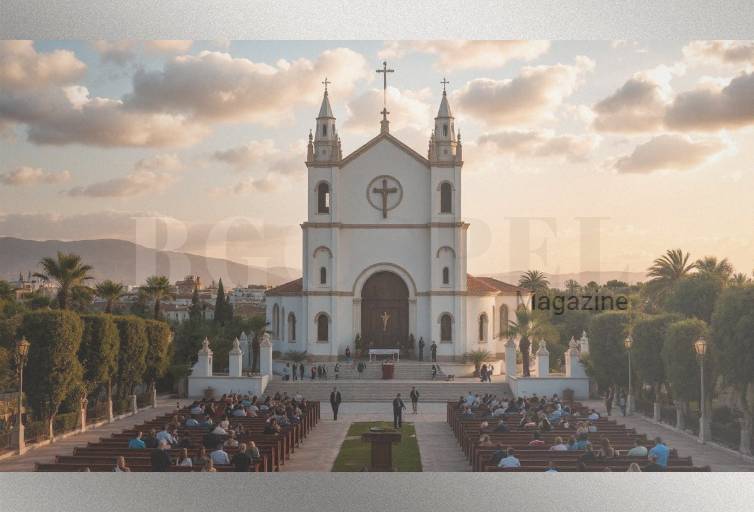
[528,431,546,447]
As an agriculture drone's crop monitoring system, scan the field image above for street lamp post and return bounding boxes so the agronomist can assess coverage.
[12,336,31,455]
[624,335,633,416]
[694,336,711,443]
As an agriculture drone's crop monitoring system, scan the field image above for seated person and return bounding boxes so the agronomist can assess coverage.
[528,431,546,447]
[231,443,254,472]
[231,406,246,417]
[210,444,231,466]
[544,460,559,473]
[185,416,200,427]
[550,436,568,451]
[493,420,510,433]
[155,424,176,446]
[587,409,600,421]
[189,402,204,415]
[143,429,158,449]
[573,433,591,451]
[212,420,229,435]
[479,434,494,447]
[626,439,648,457]
[578,444,597,464]
[224,431,239,449]
[128,431,146,449]
[497,448,521,468]
[648,437,670,468]
[643,453,666,472]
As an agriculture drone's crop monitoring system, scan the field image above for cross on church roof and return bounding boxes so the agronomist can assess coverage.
[321,77,331,92]
[441,77,449,92]
[376,61,395,111]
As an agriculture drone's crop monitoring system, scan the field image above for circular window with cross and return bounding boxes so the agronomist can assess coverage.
[366,175,403,218]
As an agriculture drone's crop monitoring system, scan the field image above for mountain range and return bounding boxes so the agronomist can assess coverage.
[0,237,648,288]
[0,237,298,287]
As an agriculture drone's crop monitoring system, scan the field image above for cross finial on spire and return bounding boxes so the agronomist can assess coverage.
[321,77,331,92]
[376,60,395,116]
[441,77,449,93]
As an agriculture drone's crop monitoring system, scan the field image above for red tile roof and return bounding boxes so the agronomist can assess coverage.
[266,278,303,296]
[467,275,530,295]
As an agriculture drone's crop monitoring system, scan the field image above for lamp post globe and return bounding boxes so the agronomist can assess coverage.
[624,335,633,415]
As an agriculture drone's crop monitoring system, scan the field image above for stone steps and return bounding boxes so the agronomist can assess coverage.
[263,379,512,402]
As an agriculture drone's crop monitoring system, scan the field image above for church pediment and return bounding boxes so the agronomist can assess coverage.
[340,132,429,169]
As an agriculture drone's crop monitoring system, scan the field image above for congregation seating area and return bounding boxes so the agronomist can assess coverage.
[34,395,321,472]
[447,397,711,472]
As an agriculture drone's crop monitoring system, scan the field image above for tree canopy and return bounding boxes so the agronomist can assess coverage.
[113,316,148,397]
[583,311,630,391]
[21,310,84,421]
[78,314,120,395]
[632,313,680,398]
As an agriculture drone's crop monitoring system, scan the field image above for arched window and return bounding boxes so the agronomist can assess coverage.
[317,182,330,214]
[442,266,450,285]
[320,266,327,285]
[443,123,448,137]
[322,124,327,136]
[287,313,296,342]
[440,314,452,342]
[499,305,509,337]
[272,304,280,339]
[316,314,329,342]
[440,182,452,213]
[479,313,488,342]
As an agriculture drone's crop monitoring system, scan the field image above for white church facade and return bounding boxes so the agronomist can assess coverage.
[266,82,531,361]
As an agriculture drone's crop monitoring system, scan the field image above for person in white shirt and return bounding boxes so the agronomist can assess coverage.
[492,407,506,417]
[550,436,569,451]
[588,409,600,421]
[626,440,648,457]
[498,448,521,468]
[155,425,175,445]
[224,431,239,449]
[210,445,231,466]
[212,420,229,435]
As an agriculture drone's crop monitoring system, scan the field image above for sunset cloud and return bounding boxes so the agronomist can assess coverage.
[0,166,71,186]
[68,154,183,197]
[454,57,594,125]
[344,86,433,133]
[211,139,300,175]
[611,134,728,173]
[125,48,369,123]
[477,130,598,162]
[379,41,549,70]
[665,72,754,131]
[683,40,754,67]
[0,40,86,90]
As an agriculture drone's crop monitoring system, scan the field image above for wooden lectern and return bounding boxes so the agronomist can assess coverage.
[361,428,402,471]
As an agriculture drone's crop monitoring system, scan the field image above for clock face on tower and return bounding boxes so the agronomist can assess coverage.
[367,175,403,218]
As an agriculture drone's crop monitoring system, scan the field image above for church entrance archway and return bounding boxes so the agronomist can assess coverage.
[361,271,409,350]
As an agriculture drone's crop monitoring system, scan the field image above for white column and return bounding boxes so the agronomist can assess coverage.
[229,337,243,377]
[565,336,587,378]
[504,338,517,378]
[239,331,251,370]
[260,333,273,378]
[130,394,137,415]
[194,337,213,377]
[151,387,157,408]
[535,340,549,377]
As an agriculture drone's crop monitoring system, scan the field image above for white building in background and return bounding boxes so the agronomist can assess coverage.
[266,82,531,361]
[229,285,269,306]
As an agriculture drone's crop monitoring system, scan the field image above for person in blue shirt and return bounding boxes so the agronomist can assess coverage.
[573,433,591,450]
[648,437,669,467]
[128,431,146,449]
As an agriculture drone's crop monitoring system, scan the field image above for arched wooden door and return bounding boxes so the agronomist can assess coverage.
[361,271,409,349]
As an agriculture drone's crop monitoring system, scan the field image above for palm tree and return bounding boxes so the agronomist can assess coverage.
[34,252,93,309]
[695,256,734,283]
[518,270,550,295]
[730,273,751,287]
[646,249,696,300]
[508,308,547,377]
[142,275,172,320]
[95,280,125,313]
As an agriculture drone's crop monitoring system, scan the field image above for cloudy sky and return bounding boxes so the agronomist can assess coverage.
[1,40,753,278]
